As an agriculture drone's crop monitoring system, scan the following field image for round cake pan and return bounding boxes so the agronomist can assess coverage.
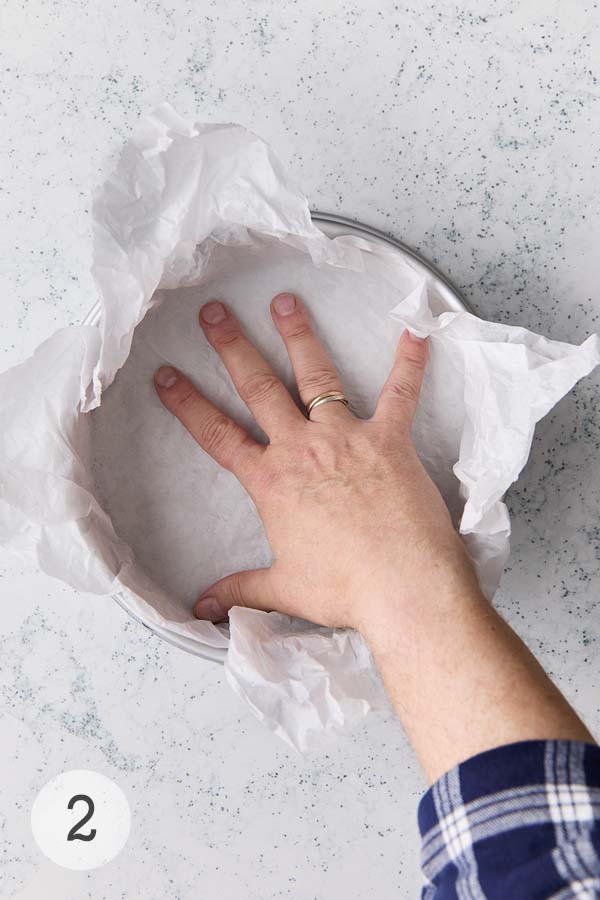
[84,212,470,664]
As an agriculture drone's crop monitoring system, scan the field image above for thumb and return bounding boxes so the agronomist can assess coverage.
[194,568,275,622]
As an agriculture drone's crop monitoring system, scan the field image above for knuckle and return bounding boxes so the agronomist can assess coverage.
[229,574,249,608]
[300,432,352,472]
[300,442,329,477]
[386,378,419,405]
[404,349,427,369]
[400,344,428,368]
[284,321,312,341]
[297,366,337,395]
[200,412,237,454]
[172,385,199,413]
[239,371,281,405]
[211,327,242,350]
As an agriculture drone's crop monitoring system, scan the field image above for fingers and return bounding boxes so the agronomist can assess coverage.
[199,301,302,434]
[374,330,428,428]
[154,366,264,479]
[270,293,350,422]
[194,567,275,622]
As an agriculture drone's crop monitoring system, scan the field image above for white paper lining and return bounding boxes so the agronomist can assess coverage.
[1,104,598,751]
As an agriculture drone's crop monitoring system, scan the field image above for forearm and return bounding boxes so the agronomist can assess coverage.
[362,583,595,784]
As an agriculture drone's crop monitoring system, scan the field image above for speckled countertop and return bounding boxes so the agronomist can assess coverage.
[1,2,599,898]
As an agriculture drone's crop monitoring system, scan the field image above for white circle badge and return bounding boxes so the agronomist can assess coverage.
[31,770,131,870]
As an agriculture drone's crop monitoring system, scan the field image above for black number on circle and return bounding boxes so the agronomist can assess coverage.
[67,794,97,842]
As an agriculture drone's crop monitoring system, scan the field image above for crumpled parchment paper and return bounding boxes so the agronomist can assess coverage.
[1,104,598,752]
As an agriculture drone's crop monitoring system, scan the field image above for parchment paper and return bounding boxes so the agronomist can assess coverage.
[1,104,598,751]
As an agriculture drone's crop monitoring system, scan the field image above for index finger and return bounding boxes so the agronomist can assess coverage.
[154,365,264,481]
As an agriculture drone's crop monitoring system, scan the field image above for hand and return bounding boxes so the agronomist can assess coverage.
[154,292,479,638]
[155,291,594,781]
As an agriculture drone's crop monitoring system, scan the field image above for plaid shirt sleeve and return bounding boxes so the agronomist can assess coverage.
[418,739,600,899]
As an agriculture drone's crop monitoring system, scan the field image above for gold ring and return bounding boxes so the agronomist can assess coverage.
[306,390,349,419]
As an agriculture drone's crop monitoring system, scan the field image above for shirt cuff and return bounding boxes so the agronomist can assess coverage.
[418,739,600,897]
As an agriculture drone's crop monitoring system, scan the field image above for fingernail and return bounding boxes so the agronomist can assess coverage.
[155,366,178,389]
[273,293,296,316]
[200,301,227,325]
[195,596,225,621]
[405,329,426,343]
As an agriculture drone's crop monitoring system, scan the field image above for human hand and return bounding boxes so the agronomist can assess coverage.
[154,292,480,638]
[154,293,596,780]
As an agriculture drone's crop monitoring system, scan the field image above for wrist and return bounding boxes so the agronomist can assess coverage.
[355,570,488,657]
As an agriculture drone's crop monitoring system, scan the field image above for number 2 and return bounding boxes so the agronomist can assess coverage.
[67,794,97,842]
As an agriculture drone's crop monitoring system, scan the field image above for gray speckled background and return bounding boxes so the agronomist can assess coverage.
[1,1,599,898]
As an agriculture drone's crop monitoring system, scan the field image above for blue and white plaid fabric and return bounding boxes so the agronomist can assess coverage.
[418,740,600,899]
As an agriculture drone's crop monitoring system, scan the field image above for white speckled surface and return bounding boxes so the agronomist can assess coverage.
[1,2,599,898]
